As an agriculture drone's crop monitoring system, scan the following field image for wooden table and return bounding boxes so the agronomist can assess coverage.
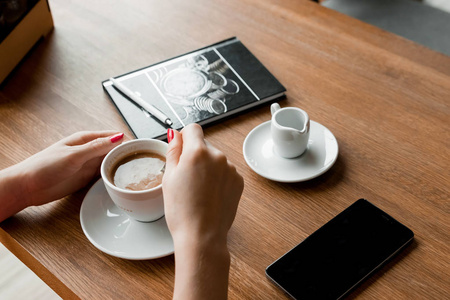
[1,0,449,299]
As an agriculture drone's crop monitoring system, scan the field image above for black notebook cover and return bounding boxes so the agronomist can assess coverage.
[102,37,286,140]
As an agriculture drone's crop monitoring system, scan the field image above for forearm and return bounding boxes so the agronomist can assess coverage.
[0,165,29,222]
[173,236,231,300]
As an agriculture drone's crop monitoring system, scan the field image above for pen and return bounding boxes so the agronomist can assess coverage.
[109,77,173,126]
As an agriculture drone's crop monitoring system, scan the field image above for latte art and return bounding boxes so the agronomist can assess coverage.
[111,152,165,191]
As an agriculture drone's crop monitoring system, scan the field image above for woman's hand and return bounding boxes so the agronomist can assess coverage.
[163,124,244,300]
[0,131,124,222]
[163,124,244,246]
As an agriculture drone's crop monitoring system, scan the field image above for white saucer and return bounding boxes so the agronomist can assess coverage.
[80,179,174,260]
[243,121,338,182]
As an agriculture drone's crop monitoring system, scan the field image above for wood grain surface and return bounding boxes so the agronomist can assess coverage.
[0,0,449,299]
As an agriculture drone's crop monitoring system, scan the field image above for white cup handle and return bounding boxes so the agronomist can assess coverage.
[270,103,281,115]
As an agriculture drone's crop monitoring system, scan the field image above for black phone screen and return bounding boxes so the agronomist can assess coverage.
[265,199,414,300]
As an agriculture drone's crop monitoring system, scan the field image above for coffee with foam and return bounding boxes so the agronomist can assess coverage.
[110,152,165,191]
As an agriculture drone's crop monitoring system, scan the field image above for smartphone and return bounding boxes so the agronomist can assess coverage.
[266,199,414,300]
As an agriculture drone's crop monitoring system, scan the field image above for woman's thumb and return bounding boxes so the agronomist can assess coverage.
[165,129,182,172]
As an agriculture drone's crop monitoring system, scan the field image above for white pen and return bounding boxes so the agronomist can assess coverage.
[109,77,173,126]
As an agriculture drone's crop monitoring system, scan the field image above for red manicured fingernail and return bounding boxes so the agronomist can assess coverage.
[110,133,124,143]
[167,129,174,143]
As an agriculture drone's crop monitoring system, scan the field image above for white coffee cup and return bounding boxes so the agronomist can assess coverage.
[271,103,310,158]
[100,139,168,222]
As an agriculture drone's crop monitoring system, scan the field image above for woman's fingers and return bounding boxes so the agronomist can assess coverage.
[70,132,124,163]
[63,130,121,146]
[180,124,207,153]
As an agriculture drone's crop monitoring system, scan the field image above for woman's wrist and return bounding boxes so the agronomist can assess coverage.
[173,231,230,259]
[172,231,231,300]
[173,230,230,269]
[0,164,30,222]
[172,225,228,248]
